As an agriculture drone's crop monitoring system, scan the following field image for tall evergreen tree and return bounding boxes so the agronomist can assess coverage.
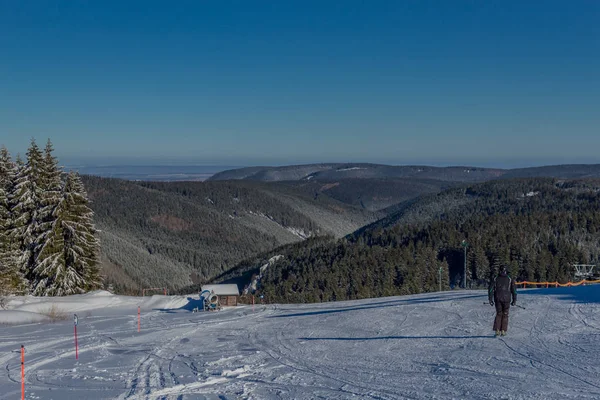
[33,172,101,295]
[0,146,12,249]
[0,147,27,294]
[0,145,12,185]
[10,140,45,283]
[36,139,64,265]
[40,139,63,193]
[470,246,490,286]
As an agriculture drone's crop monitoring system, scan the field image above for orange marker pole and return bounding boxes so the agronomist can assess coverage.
[21,345,24,400]
[252,295,255,312]
[137,306,141,333]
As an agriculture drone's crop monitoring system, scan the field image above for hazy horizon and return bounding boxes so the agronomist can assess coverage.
[58,156,600,170]
[1,141,598,170]
[3,139,599,170]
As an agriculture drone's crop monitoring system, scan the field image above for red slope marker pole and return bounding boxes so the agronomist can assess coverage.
[21,345,25,400]
[138,306,141,333]
[252,295,255,312]
[74,314,79,360]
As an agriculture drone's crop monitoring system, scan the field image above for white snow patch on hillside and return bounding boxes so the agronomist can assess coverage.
[1,286,599,399]
[247,210,275,221]
[337,167,365,172]
[248,211,313,239]
[245,255,284,294]
[286,226,311,239]
[518,191,541,199]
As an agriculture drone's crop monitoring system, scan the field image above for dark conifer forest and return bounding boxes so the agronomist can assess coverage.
[240,178,600,303]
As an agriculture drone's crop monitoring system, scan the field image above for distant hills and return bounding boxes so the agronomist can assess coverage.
[209,162,600,182]
[209,163,600,212]
[67,162,600,184]
[209,163,504,182]
[66,165,237,181]
[500,164,600,180]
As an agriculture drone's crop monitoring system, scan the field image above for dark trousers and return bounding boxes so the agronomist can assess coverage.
[493,301,510,331]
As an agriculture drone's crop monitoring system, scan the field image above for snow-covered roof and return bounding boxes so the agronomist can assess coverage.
[202,284,239,296]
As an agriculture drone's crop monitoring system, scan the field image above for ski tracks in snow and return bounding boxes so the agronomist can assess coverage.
[119,304,273,399]
[2,288,600,399]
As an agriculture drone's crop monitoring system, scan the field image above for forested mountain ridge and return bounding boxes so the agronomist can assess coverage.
[270,178,458,212]
[208,163,600,214]
[209,163,504,182]
[243,178,600,303]
[500,164,600,180]
[82,176,377,294]
[209,163,600,183]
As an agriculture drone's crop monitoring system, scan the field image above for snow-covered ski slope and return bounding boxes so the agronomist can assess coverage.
[1,286,599,400]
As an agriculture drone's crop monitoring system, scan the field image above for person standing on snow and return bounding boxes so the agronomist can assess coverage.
[488,266,517,336]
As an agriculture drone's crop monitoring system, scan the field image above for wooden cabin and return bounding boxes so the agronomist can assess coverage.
[201,284,240,306]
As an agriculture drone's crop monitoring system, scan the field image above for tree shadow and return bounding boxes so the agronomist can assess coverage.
[524,285,600,304]
[299,335,494,341]
[270,293,486,319]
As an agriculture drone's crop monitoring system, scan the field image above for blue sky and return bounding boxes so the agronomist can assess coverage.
[1,1,598,167]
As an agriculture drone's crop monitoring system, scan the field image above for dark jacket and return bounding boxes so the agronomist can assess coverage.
[489,273,517,304]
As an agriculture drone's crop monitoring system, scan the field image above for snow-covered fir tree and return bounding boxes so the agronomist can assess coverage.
[2,139,101,296]
[10,139,45,284]
[33,171,101,295]
[0,146,27,294]
[41,139,63,195]
[0,146,12,248]
[35,140,64,267]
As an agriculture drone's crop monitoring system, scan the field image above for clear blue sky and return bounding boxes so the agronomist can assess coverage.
[1,1,598,167]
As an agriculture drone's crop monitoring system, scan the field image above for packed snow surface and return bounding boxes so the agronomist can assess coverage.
[1,287,600,399]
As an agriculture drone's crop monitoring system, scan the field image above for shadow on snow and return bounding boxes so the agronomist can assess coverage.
[154,297,204,313]
[299,335,494,341]
[523,284,600,304]
[270,293,486,319]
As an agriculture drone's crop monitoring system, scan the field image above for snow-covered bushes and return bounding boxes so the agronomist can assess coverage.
[39,304,68,322]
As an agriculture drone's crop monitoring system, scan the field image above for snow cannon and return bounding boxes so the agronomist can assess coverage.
[200,290,221,311]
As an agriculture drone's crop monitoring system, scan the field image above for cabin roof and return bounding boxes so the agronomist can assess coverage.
[201,284,239,296]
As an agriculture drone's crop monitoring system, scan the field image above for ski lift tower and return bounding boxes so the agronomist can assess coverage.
[573,264,595,280]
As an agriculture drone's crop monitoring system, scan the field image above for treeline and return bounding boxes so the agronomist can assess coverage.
[255,178,600,303]
[0,139,100,296]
